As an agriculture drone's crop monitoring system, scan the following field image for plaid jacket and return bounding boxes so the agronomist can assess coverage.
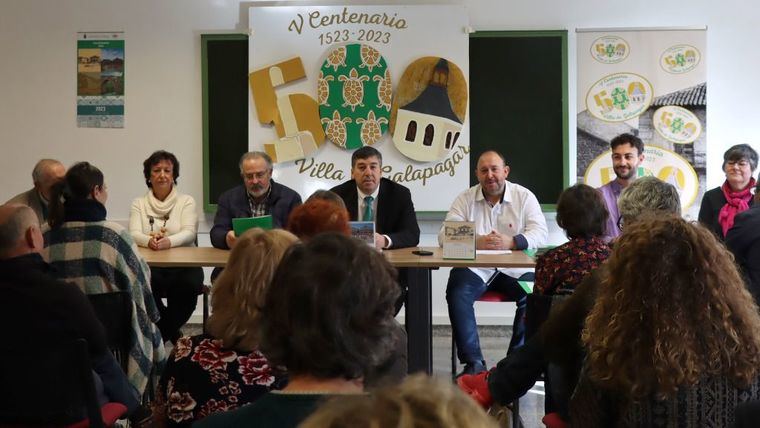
[43,220,166,395]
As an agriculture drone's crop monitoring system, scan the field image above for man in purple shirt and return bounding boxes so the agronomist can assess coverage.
[598,133,645,241]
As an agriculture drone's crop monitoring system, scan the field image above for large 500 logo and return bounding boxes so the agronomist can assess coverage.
[585,72,653,122]
[250,44,467,164]
[584,146,699,210]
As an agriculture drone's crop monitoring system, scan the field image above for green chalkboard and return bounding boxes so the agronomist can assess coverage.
[202,34,249,212]
[469,31,568,209]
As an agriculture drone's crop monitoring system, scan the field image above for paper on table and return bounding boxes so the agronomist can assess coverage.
[476,250,512,255]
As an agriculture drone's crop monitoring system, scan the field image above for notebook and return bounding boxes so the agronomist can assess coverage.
[232,215,273,236]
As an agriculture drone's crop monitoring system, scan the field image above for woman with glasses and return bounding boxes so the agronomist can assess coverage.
[698,144,758,240]
[129,150,203,344]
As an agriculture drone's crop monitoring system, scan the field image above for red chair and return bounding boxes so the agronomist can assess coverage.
[450,290,514,375]
[451,290,522,428]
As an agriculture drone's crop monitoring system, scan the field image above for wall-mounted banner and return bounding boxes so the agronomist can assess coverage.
[577,29,706,219]
[77,32,124,128]
[249,5,469,211]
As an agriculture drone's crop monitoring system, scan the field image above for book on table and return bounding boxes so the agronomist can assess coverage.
[442,221,476,260]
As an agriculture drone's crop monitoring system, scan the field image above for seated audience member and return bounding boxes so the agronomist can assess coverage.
[5,158,66,224]
[43,161,165,397]
[305,189,346,209]
[300,374,498,428]
[443,150,548,375]
[195,233,401,428]
[286,198,350,240]
[570,214,760,427]
[699,144,758,240]
[129,150,204,344]
[210,151,301,250]
[725,179,760,305]
[0,204,150,425]
[459,177,681,420]
[534,184,610,295]
[287,196,408,387]
[156,229,297,426]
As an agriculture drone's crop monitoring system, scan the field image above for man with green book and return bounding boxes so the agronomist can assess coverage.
[210,151,301,250]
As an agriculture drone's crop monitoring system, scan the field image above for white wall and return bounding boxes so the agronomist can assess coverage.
[2,0,757,324]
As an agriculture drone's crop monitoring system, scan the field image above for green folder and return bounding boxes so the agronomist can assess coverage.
[232,215,273,236]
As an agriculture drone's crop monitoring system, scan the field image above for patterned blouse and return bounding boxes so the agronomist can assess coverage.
[157,334,286,426]
[534,237,610,295]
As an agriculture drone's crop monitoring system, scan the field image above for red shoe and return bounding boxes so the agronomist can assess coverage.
[456,370,493,409]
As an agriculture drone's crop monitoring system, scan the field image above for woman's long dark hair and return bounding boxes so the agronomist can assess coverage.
[48,162,104,229]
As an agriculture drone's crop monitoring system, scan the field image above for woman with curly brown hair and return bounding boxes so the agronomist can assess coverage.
[570,214,760,427]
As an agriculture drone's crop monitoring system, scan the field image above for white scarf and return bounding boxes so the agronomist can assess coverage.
[145,186,177,218]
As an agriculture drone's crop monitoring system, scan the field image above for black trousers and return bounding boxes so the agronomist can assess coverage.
[150,266,204,342]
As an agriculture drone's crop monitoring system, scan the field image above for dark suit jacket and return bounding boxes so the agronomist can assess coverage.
[726,204,760,306]
[330,178,420,249]
[698,186,754,240]
[210,180,302,249]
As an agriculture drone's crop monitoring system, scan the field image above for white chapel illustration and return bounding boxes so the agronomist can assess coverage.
[393,58,464,162]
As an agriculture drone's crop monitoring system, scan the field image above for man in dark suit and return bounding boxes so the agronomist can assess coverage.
[330,146,420,250]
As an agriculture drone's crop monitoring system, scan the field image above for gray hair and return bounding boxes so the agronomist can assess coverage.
[31,159,63,184]
[723,144,759,172]
[238,151,273,174]
[618,176,681,223]
[0,205,37,257]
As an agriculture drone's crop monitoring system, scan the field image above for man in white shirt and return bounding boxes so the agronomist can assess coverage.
[440,150,548,375]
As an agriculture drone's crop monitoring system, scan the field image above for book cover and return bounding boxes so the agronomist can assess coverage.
[232,215,273,236]
[442,220,475,259]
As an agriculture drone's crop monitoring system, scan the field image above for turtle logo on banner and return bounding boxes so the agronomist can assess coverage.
[585,72,653,122]
[660,45,701,74]
[319,43,391,149]
[590,36,630,64]
[390,57,468,162]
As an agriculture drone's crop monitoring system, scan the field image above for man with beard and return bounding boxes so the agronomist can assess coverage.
[598,133,645,242]
[442,151,548,375]
[210,151,301,250]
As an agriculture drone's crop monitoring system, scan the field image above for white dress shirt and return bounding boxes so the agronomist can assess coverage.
[438,182,548,280]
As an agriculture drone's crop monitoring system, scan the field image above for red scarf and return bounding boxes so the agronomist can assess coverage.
[718,178,756,236]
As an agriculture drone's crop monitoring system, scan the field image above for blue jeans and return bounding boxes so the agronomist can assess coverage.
[446,268,532,365]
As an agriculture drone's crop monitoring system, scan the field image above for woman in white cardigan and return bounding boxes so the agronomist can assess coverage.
[129,150,203,343]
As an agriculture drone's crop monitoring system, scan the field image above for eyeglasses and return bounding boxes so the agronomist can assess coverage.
[726,160,750,168]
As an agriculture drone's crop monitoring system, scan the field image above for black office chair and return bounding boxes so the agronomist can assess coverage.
[0,338,127,428]
[87,291,133,372]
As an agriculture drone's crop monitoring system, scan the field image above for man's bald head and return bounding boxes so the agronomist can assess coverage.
[0,204,42,259]
[32,159,66,201]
